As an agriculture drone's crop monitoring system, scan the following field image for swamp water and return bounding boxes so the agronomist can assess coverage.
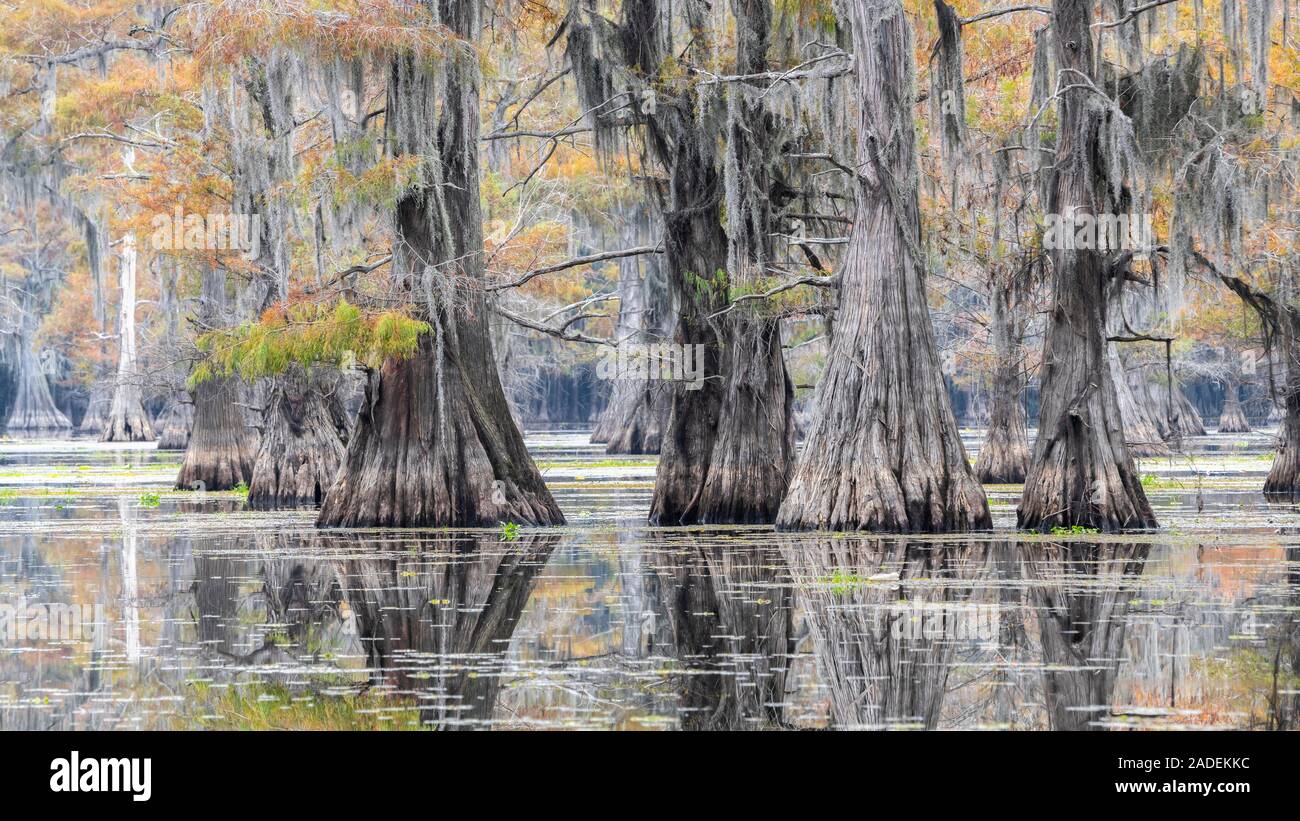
[1,431,1298,730]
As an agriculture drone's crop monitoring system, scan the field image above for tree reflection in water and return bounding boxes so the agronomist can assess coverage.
[1021,541,1149,730]
[339,533,558,729]
[646,534,795,730]
[781,537,994,729]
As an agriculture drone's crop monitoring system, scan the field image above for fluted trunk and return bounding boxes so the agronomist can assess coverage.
[101,232,155,442]
[776,0,989,532]
[1217,374,1251,432]
[247,366,348,509]
[4,331,71,433]
[317,1,561,528]
[974,277,1030,483]
[1017,0,1156,532]
[175,376,257,491]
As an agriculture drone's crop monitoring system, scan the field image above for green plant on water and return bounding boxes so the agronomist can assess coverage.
[233,481,249,496]
[139,492,162,507]
[499,521,520,542]
[1049,524,1100,535]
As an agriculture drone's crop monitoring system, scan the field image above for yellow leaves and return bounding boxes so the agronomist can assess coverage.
[196,0,458,69]
[191,298,429,386]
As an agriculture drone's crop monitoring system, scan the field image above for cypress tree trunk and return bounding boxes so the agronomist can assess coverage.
[4,331,71,433]
[645,135,730,523]
[671,0,794,524]
[568,0,793,524]
[591,210,675,454]
[77,382,110,434]
[154,394,194,450]
[974,276,1030,483]
[776,0,989,532]
[177,259,258,489]
[317,1,561,528]
[175,376,257,491]
[247,366,348,510]
[1217,374,1251,432]
[1017,0,1156,532]
[1265,358,1300,497]
[1168,380,1206,436]
[101,232,155,442]
[1112,347,1169,456]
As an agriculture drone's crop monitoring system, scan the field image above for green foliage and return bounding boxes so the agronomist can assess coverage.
[499,521,520,542]
[233,481,249,496]
[191,298,429,387]
[139,492,161,507]
[1049,524,1101,535]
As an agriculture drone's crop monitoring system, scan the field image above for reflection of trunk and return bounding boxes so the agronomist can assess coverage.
[247,366,347,509]
[783,537,986,728]
[1018,0,1155,532]
[341,534,556,729]
[1267,546,1300,729]
[192,555,242,656]
[1022,541,1148,730]
[154,394,194,450]
[1217,374,1251,432]
[102,233,155,442]
[318,3,560,528]
[4,331,71,432]
[777,0,989,532]
[175,377,257,491]
[975,278,1030,483]
[118,497,141,662]
[650,535,793,729]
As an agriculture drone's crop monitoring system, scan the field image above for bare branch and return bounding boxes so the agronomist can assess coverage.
[486,245,664,292]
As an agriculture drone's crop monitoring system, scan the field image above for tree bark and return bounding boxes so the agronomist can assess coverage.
[776,0,989,532]
[247,366,348,509]
[77,381,109,434]
[1017,0,1156,532]
[1265,364,1300,497]
[154,393,194,450]
[974,276,1030,483]
[1217,374,1252,432]
[101,231,155,442]
[568,0,794,524]
[317,2,562,528]
[175,376,257,491]
[1168,379,1206,436]
[4,330,71,433]
[1112,347,1169,456]
[591,208,675,454]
